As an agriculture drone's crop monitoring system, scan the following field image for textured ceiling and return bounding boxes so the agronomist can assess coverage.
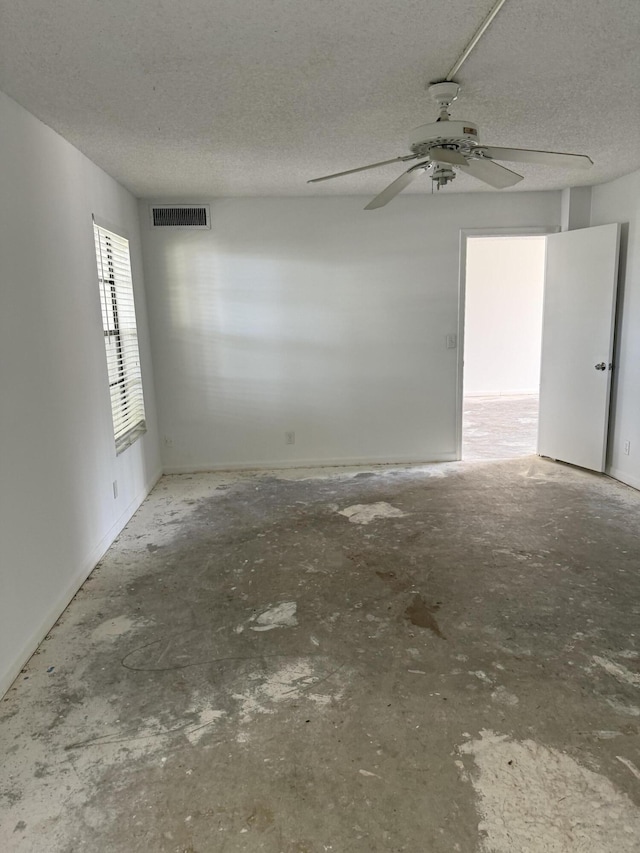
[1,0,639,199]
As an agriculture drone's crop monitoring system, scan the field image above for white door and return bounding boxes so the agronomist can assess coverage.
[538,223,620,472]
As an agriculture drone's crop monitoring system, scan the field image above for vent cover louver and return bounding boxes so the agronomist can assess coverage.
[150,205,211,229]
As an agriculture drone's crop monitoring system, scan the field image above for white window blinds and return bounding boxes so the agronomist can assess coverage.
[93,223,146,453]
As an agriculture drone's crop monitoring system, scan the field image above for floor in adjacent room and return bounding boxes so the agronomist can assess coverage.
[2,455,640,852]
[463,394,539,460]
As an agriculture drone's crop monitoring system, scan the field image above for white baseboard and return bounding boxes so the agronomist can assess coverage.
[163,452,458,475]
[0,467,163,699]
[606,466,640,492]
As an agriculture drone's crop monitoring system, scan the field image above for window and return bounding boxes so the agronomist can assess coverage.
[93,221,146,453]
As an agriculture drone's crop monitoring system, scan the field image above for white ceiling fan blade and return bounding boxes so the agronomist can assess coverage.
[364,166,426,210]
[459,158,524,188]
[307,155,417,184]
[429,147,468,166]
[480,146,593,168]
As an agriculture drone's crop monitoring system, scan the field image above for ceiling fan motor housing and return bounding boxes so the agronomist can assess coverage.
[408,120,479,157]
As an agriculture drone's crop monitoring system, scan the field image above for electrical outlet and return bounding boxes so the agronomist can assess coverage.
[285,431,295,445]
[163,435,173,447]
[624,440,631,455]
[446,334,457,349]
[112,480,118,499]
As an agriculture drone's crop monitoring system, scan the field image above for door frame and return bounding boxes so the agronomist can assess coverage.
[456,226,559,461]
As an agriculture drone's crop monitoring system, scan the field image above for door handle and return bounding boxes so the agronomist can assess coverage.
[595,362,607,370]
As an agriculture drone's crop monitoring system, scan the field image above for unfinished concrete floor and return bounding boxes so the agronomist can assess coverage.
[2,457,640,852]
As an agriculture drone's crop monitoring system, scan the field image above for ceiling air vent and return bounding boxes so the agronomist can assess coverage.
[150,205,211,229]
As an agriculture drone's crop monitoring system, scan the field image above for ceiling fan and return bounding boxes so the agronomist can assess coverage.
[308,81,593,210]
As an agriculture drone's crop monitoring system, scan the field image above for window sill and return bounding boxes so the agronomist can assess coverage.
[115,422,147,456]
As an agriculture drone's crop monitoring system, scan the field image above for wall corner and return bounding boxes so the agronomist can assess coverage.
[560,186,593,231]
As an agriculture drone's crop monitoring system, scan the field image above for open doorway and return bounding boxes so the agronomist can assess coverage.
[462,235,547,460]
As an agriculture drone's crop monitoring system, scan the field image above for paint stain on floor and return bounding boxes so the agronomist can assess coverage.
[250,601,298,632]
[458,730,640,852]
[338,502,406,524]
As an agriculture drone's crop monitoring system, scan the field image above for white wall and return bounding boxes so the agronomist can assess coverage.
[141,192,560,472]
[590,168,640,490]
[561,186,592,231]
[0,92,161,697]
[463,236,546,396]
